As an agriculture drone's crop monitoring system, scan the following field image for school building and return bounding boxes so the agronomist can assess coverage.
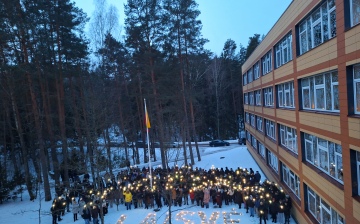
[242,0,360,223]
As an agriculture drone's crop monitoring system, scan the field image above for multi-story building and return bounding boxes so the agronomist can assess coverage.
[242,0,360,223]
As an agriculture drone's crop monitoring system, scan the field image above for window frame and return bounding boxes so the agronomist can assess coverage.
[244,92,249,105]
[262,50,272,75]
[275,33,293,68]
[254,62,260,80]
[353,64,360,114]
[243,73,248,86]
[256,115,263,132]
[279,124,298,154]
[277,81,295,108]
[304,132,343,184]
[250,113,256,128]
[300,71,339,112]
[248,68,253,83]
[259,143,266,159]
[350,0,360,27]
[265,119,276,140]
[255,89,262,106]
[245,112,250,124]
[282,164,301,199]
[263,87,274,107]
[306,186,345,223]
[299,0,336,55]
[268,150,279,173]
[249,92,255,105]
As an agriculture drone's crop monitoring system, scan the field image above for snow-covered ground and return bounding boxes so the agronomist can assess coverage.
[1,143,297,224]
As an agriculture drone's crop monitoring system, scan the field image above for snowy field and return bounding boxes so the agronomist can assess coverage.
[1,143,297,224]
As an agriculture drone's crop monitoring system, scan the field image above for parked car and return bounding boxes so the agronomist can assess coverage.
[164,142,180,148]
[209,140,230,147]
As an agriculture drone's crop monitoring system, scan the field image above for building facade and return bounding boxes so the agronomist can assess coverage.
[242,0,360,223]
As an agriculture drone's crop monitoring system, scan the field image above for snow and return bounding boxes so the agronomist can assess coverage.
[1,143,297,224]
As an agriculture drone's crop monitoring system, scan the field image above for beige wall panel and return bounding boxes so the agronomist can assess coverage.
[297,65,338,79]
[262,74,273,85]
[348,117,360,139]
[350,144,360,152]
[263,107,275,117]
[255,106,263,114]
[353,199,360,222]
[345,25,360,54]
[278,147,299,170]
[253,79,261,88]
[243,85,248,92]
[299,112,340,134]
[243,0,313,71]
[249,126,256,134]
[265,138,277,152]
[276,109,296,123]
[255,132,265,142]
[303,165,345,208]
[297,38,337,72]
[244,105,249,111]
[274,61,294,80]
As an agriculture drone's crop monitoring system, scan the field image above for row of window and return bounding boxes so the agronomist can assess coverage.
[243,0,360,87]
[245,123,343,184]
[244,66,360,114]
[247,132,347,223]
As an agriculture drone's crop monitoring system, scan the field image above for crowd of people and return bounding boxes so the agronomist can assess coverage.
[50,165,292,224]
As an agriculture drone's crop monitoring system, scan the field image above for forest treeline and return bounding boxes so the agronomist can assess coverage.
[0,0,261,202]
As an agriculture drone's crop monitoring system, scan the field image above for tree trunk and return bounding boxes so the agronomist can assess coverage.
[189,99,201,161]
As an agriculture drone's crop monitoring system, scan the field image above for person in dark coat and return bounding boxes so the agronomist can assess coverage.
[234,189,243,209]
[258,201,267,224]
[216,189,223,208]
[51,203,58,224]
[247,195,255,217]
[91,205,100,224]
[81,204,92,224]
[155,190,162,209]
[254,171,261,184]
[284,196,292,224]
[269,198,279,223]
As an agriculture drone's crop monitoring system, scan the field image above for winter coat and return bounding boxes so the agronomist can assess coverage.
[171,188,177,200]
[81,207,91,220]
[123,191,133,203]
[189,190,195,200]
[72,200,79,214]
[203,189,210,204]
[91,206,100,219]
[216,192,222,206]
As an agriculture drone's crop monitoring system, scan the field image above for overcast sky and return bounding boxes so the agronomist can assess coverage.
[73,0,292,55]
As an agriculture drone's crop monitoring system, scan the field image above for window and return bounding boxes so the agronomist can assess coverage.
[279,124,298,154]
[256,116,263,132]
[350,150,360,196]
[353,64,360,114]
[250,114,256,128]
[255,90,262,106]
[263,87,274,107]
[357,151,360,195]
[300,71,339,112]
[275,33,293,68]
[262,50,272,75]
[252,136,257,150]
[299,0,336,55]
[350,0,360,27]
[268,150,278,173]
[248,69,253,83]
[244,93,249,105]
[265,119,276,140]
[243,73,248,86]
[247,131,251,142]
[282,164,301,198]
[254,62,260,80]
[249,92,255,105]
[245,112,250,124]
[277,81,295,108]
[306,186,345,224]
[304,132,343,183]
[259,143,266,159]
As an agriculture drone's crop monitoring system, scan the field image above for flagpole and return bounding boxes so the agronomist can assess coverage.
[144,99,153,189]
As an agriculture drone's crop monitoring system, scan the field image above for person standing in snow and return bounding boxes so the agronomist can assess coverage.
[216,189,223,208]
[203,187,210,208]
[81,203,92,224]
[123,189,132,210]
[72,198,79,221]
